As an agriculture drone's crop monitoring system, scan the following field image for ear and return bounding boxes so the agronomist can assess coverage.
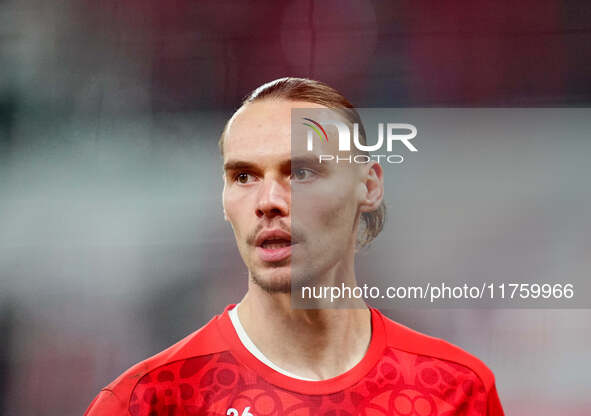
[359,161,384,213]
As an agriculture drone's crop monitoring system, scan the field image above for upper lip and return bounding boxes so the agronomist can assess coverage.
[255,229,292,247]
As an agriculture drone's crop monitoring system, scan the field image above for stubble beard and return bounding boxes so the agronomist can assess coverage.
[250,260,317,294]
[250,257,292,294]
[251,269,291,294]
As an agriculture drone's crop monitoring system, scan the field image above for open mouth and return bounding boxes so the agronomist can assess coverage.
[259,238,292,249]
[255,232,294,263]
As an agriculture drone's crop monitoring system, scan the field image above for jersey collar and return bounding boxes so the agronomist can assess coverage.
[215,304,387,395]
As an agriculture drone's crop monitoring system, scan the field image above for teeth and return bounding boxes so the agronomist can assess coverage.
[261,240,290,249]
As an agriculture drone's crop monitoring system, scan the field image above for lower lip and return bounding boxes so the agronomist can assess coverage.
[256,244,294,262]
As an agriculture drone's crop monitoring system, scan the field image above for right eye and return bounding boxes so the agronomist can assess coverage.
[234,172,256,184]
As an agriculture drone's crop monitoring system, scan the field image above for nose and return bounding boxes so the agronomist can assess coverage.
[255,176,290,219]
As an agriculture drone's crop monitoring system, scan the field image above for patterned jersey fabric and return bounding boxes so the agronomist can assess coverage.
[85,305,504,415]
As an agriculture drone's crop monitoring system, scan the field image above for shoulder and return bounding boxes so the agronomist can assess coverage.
[85,310,230,415]
[375,309,497,391]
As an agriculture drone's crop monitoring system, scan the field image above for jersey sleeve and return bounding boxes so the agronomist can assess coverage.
[84,389,128,415]
[487,383,505,416]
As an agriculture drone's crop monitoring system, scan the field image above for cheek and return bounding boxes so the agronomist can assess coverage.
[299,188,358,236]
[223,191,249,236]
[323,197,357,232]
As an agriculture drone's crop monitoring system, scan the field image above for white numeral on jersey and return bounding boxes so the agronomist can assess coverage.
[227,406,253,416]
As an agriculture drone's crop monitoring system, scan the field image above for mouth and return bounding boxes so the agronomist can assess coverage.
[255,231,294,263]
[259,238,292,249]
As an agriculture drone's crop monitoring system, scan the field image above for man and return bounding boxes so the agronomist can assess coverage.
[85,77,504,415]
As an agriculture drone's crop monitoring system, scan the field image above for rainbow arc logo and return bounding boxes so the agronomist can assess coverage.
[302,118,328,142]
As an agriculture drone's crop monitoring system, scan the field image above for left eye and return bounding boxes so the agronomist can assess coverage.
[291,168,315,182]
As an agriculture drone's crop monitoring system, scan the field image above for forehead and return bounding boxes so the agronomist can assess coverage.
[223,99,327,162]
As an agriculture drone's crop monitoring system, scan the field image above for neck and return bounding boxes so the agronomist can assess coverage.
[237,283,372,380]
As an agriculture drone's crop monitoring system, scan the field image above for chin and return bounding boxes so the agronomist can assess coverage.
[251,269,292,294]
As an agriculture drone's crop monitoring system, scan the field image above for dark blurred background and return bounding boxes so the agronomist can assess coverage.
[1,1,590,414]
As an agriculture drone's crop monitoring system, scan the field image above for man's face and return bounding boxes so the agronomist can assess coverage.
[222,99,369,293]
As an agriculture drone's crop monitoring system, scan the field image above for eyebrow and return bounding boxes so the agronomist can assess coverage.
[223,160,259,172]
[223,155,328,173]
[290,155,327,169]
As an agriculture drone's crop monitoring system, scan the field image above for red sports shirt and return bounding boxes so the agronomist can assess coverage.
[85,305,504,415]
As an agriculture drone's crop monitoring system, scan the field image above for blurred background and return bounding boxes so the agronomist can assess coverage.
[1,0,590,414]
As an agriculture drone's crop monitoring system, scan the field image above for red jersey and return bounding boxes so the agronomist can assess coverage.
[85,305,504,415]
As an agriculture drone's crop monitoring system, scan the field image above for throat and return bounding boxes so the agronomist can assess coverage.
[233,301,373,380]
